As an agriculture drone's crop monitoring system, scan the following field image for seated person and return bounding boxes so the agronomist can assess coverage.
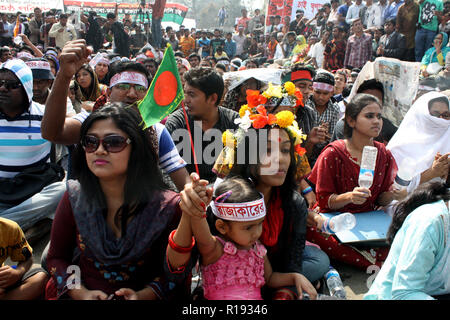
[307,94,397,270]
[387,92,449,198]
[364,180,450,300]
[331,79,398,145]
[0,217,48,300]
[421,32,450,78]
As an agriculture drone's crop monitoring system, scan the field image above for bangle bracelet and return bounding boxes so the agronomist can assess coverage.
[301,186,313,195]
[168,230,195,254]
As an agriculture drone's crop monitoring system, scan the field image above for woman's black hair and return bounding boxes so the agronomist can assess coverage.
[428,96,449,111]
[72,103,168,236]
[387,180,450,245]
[229,126,298,216]
[344,93,382,138]
[75,64,96,97]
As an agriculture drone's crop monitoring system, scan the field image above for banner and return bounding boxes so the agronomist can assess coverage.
[265,0,294,25]
[291,0,328,20]
[63,1,188,24]
[0,0,63,13]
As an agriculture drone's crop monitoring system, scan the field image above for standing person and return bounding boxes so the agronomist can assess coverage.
[396,0,420,61]
[45,104,187,300]
[0,59,66,231]
[344,18,373,69]
[179,29,196,58]
[338,0,353,30]
[40,14,56,49]
[105,9,130,58]
[197,31,210,59]
[236,8,250,33]
[369,0,389,29]
[415,0,444,62]
[48,14,77,49]
[289,9,306,35]
[29,8,44,46]
[150,0,166,49]
[323,26,347,71]
[364,180,450,300]
[376,18,407,60]
[224,32,236,59]
[383,0,405,21]
[328,0,341,26]
[346,0,366,26]
[210,29,226,57]
[307,93,397,270]
[164,68,238,184]
[232,26,247,58]
[167,30,179,52]
[0,13,12,47]
[168,175,318,300]
[218,6,227,27]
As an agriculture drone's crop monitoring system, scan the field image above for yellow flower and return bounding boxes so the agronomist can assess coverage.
[239,104,250,118]
[222,130,236,147]
[284,81,296,95]
[262,82,283,99]
[276,110,295,128]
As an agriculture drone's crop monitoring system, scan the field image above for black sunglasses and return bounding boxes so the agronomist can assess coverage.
[0,79,23,90]
[82,135,131,153]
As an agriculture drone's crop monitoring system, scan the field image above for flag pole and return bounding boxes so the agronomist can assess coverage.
[180,101,200,176]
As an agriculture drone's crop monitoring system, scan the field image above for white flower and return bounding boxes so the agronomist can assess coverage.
[234,110,253,132]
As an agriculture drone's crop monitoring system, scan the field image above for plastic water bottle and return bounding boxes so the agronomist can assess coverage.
[358,146,378,188]
[325,267,346,299]
[393,158,415,191]
[321,212,356,234]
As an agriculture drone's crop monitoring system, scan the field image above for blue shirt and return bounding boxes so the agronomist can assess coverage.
[197,38,211,58]
[384,0,404,21]
[224,39,236,59]
[364,200,450,300]
[338,4,350,28]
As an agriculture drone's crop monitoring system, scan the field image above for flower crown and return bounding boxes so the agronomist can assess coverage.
[213,84,307,178]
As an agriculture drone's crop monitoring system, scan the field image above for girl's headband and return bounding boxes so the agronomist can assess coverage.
[210,192,266,222]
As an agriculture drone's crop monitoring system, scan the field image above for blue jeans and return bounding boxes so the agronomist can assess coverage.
[415,27,437,62]
[0,181,66,230]
[302,244,330,283]
[151,18,162,49]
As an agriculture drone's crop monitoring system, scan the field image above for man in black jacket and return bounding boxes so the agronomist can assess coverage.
[376,18,406,60]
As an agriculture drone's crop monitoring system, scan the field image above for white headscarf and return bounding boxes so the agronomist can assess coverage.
[387,92,450,177]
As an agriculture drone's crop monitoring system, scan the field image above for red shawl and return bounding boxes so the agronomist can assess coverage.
[308,140,397,213]
[260,188,284,247]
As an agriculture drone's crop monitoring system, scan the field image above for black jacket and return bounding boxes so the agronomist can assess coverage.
[378,31,407,60]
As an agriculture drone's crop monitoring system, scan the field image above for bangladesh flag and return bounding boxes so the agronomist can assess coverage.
[138,44,184,128]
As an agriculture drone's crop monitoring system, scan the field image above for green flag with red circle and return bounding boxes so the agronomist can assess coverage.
[138,44,184,128]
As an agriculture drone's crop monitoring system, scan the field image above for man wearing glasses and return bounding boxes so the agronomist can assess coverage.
[0,58,66,232]
[42,40,190,192]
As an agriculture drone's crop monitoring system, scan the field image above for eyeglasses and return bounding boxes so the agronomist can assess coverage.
[430,111,450,120]
[0,79,23,90]
[81,135,131,153]
[114,83,147,93]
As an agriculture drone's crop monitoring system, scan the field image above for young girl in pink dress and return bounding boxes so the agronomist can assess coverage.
[167,175,317,300]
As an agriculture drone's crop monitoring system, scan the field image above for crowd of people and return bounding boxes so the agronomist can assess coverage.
[0,0,449,302]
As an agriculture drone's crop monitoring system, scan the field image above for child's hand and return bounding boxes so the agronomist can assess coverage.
[293,273,317,300]
[180,172,213,219]
[0,266,21,289]
[115,288,138,300]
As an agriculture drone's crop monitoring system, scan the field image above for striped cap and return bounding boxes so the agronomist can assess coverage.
[0,58,33,103]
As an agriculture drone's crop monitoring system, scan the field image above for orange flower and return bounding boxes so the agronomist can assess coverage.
[295,144,307,156]
[247,90,268,108]
[250,106,277,128]
[295,89,304,108]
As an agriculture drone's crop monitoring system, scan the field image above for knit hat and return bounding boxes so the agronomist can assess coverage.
[26,57,55,80]
[0,58,33,103]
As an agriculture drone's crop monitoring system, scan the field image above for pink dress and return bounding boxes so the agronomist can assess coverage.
[201,237,267,300]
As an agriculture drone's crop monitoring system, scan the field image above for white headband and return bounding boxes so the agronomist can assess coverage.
[210,194,266,222]
[109,71,148,88]
[26,60,51,71]
[313,82,334,92]
[17,52,34,60]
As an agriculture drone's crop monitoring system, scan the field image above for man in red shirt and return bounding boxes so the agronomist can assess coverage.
[236,8,250,33]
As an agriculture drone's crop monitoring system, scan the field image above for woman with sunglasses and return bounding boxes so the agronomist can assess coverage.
[45,104,187,300]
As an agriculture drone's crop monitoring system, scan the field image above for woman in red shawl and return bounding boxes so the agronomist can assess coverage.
[307,94,397,270]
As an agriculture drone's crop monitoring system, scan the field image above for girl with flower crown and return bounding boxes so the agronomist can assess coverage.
[167,175,317,300]
[175,88,330,300]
